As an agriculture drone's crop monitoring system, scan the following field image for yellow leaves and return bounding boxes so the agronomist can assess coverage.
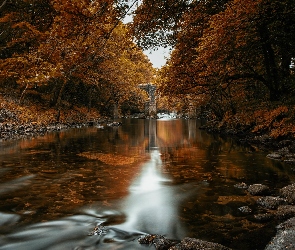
[78,152,135,166]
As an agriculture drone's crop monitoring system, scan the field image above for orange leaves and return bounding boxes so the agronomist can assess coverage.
[0,13,15,23]
[252,106,289,134]
[78,152,136,166]
[0,0,152,116]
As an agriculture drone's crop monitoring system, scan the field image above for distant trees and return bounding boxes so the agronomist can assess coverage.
[0,0,154,118]
[132,0,295,131]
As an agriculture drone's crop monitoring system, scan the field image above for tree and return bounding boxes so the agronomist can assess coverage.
[132,0,295,123]
[0,0,154,119]
[195,0,295,102]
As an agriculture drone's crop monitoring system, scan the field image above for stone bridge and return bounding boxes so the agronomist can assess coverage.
[139,83,157,117]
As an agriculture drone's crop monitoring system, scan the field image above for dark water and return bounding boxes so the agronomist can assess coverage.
[0,119,294,250]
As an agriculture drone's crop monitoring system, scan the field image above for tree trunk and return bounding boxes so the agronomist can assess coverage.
[55,80,67,122]
[19,83,29,104]
[258,24,280,101]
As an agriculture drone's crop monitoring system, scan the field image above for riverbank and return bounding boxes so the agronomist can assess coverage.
[0,95,106,140]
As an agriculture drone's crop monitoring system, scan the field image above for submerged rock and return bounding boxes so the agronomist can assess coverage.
[238,206,252,214]
[254,213,274,222]
[257,196,287,210]
[234,182,248,189]
[280,184,295,204]
[248,184,270,196]
[88,224,108,236]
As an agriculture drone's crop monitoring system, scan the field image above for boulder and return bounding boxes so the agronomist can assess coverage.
[170,237,232,250]
[276,205,295,220]
[248,184,270,196]
[280,184,295,204]
[138,235,232,250]
[257,196,287,210]
[265,217,295,250]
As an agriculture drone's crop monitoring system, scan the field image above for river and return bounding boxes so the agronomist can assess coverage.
[0,118,294,249]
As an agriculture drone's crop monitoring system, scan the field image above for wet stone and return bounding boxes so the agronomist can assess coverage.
[254,213,274,222]
[280,183,295,204]
[247,184,270,196]
[276,205,295,220]
[138,235,232,250]
[88,224,108,236]
[238,206,252,214]
[265,217,295,250]
[234,182,248,189]
[256,196,287,210]
[266,153,282,160]
[169,237,232,250]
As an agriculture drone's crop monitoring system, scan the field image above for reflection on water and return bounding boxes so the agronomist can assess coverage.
[0,119,295,249]
[118,149,186,239]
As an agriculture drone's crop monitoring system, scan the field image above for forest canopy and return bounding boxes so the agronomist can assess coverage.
[0,0,154,119]
[131,0,295,137]
[1,0,295,138]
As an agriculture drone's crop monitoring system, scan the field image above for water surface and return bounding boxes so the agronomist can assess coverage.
[0,119,294,249]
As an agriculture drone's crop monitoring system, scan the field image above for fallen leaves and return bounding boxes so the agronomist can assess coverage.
[78,152,135,166]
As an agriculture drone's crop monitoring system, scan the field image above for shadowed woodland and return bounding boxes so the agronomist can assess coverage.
[1,0,295,138]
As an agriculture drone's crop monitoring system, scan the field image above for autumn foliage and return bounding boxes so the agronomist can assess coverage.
[1,0,295,138]
[132,0,295,138]
[0,0,154,121]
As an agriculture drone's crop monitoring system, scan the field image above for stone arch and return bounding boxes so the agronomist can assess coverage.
[139,84,157,118]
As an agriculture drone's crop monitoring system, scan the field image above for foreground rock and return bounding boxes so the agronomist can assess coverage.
[265,217,295,250]
[138,234,231,250]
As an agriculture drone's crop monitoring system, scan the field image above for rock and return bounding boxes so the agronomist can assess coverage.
[238,206,252,214]
[254,213,274,222]
[266,153,282,160]
[106,122,122,127]
[265,217,295,250]
[234,182,248,189]
[138,235,232,250]
[276,205,295,220]
[138,234,178,249]
[170,237,232,250]
[88,224,108,236]
[278,140,293,147]
[257,196,287,210]
[284,155,295,163]
[280,184,295,204]
[247,184,270,196]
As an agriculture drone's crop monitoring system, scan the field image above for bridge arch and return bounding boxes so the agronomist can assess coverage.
[139,83,157,118]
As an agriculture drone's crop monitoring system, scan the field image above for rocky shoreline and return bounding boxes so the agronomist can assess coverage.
[0,121,97,141]
[0,118,123,141]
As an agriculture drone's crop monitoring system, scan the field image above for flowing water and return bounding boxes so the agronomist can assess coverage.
[0,118,294,250]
